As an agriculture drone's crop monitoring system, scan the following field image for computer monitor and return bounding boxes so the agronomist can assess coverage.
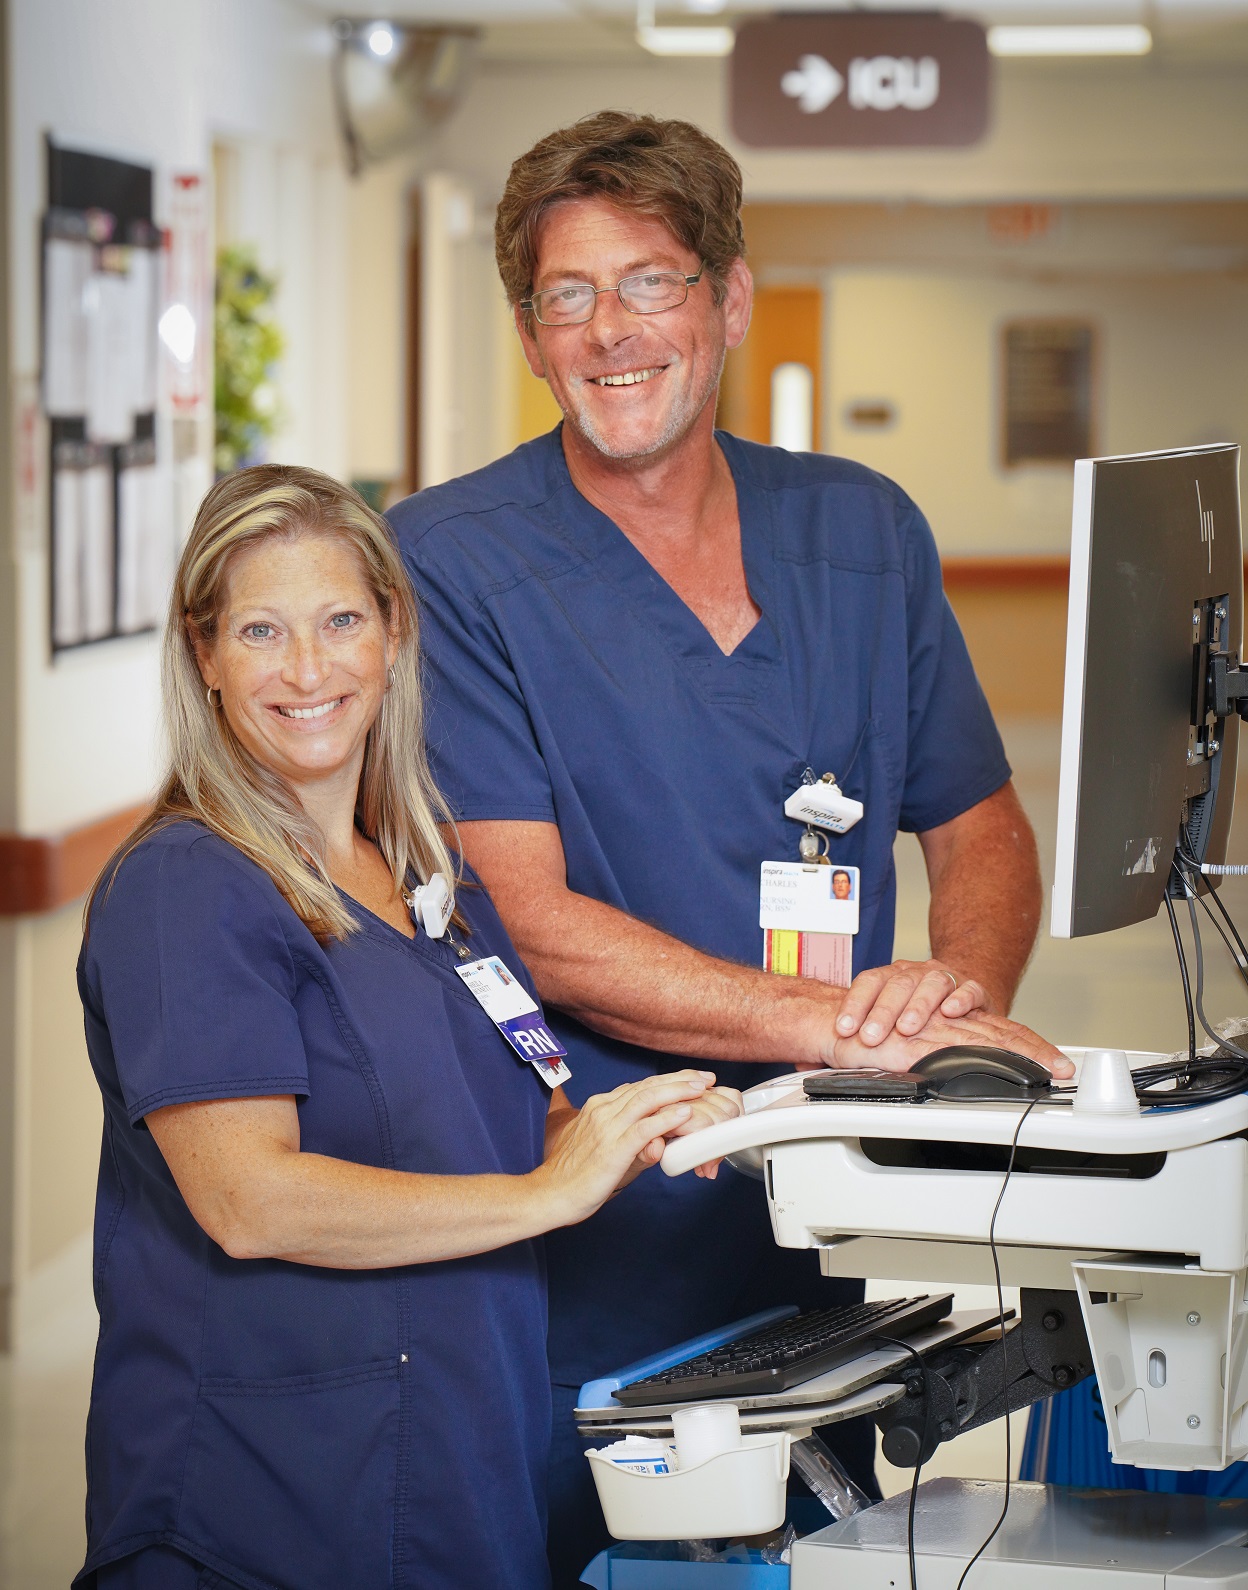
[1052,443,1243,939]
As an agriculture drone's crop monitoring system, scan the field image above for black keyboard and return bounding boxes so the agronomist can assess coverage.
[614,1294,954,1405]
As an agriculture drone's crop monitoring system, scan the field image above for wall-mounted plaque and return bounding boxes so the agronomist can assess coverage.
[1003,321,1095,466]
[731,14,990,150]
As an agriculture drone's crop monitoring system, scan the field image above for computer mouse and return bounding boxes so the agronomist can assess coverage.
[910,1045,1053,1099]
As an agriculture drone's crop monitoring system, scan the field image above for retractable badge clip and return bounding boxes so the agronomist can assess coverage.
[406,875,453,940]
[784,771,863,835]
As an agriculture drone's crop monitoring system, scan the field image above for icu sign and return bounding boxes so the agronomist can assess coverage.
[731,14,990,149]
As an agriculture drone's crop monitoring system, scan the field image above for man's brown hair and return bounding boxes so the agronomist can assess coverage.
[494,111,744,309]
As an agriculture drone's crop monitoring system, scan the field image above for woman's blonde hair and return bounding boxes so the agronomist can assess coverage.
[89,464,457,942]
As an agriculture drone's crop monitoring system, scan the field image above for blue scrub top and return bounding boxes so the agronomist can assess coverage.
[389,428,1010,1385]
[77,823,552,1590]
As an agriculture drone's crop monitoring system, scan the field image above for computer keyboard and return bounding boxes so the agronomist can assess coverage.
[613,1293,955,1405]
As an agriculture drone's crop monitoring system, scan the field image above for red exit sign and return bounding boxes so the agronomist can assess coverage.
[731,14,991,149]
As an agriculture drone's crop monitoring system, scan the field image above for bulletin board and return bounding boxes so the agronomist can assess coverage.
[42,139,173,652]
[1002,320,1096,468]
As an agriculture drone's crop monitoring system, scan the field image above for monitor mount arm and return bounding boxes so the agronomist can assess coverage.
[875,1288,1094,1467]
[1210,650,1248,721]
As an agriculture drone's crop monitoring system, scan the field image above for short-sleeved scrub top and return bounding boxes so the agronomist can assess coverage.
[389,428,1011,1389]
[76,822,553,1590]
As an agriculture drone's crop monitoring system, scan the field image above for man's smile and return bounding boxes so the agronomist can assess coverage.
[588,366,666,388]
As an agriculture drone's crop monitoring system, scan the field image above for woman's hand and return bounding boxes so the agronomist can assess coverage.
[534,1070,719,1226]
[662,1085,743,1180]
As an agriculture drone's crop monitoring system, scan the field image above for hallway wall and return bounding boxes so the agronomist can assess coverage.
[824,268,1248,556]
[0,0,351,1349]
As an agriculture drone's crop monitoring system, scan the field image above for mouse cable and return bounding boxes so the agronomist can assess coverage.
[870,1333,932,1590]
[954,1097,1040,1590]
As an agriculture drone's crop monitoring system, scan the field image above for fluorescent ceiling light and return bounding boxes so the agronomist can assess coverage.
[988,24,1152,56]
[637,23,734,54]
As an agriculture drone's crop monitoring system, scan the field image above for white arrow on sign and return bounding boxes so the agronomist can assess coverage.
[780,54,845,114]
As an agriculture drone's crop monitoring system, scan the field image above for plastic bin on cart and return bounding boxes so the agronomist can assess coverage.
[587,1432,790,1541]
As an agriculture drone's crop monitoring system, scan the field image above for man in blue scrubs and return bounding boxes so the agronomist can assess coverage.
[389,111,1068,1584]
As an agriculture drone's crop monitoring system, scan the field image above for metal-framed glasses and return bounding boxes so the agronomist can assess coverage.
[521,267,704,327]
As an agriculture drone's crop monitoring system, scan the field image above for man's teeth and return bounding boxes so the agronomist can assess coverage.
[593,368,661,387]
[277,698,343,720]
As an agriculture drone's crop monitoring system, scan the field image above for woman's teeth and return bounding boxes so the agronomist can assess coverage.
[593,368,661,387]
[277,698,344,720]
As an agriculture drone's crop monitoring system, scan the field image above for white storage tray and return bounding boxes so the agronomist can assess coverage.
[586,1432,791,1541]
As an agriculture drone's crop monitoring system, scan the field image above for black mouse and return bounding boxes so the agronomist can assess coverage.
[910,1045,1053,1099]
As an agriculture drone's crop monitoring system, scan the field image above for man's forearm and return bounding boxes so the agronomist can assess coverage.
[458,816,1066,1073]
[508,882,844,1064]
[922,782,1043,1014]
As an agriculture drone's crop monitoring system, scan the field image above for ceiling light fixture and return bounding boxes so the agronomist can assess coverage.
[987,24,1152,57]
[636,0,734,57]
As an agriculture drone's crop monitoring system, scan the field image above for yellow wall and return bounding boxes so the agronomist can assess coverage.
[825,269,1248,556]
[512,329,563,446]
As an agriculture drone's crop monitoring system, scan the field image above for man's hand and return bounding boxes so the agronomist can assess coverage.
[828,1008,1073,1077]
[835,958,991,1046]
[829,782,1045,1053]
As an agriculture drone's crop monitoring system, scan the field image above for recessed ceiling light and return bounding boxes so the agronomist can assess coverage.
[988,24,1152,57]
[367,22,396,57]
[637,23,734,55]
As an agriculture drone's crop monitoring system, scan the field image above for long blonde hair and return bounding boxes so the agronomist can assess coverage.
[89,464,458,942]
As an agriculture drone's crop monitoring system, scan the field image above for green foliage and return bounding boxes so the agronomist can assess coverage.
[214,246,285,475]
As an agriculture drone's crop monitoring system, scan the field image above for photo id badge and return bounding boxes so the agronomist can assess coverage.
[759,862,860,936]
[455,956,572,1088]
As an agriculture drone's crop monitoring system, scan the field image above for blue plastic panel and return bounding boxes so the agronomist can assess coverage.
[577,1306,798,1410]
[580,1546,790,1587]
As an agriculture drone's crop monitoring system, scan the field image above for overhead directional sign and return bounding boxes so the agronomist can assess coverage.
[731,14,991,149]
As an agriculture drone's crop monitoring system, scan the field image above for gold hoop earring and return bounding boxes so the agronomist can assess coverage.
[207,686,216,708]
[386,666,395,691]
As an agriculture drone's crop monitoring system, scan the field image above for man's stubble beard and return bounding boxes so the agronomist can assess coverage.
[557,346,727,463]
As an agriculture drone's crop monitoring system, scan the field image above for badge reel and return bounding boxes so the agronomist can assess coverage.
[406,875,453,940]
[760,771,864,987]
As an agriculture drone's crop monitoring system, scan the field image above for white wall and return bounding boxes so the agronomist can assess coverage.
[419,174,515,488]
[346,162,410,483]
[0,0,352,1348]
[8,0,346,836]
[823,268,1248,555]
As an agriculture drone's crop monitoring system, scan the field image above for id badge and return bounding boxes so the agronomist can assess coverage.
[759,861,859,988]
[760,862,860,935]
[455,956,572,1088]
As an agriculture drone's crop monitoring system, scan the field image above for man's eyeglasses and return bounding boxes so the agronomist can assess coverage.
[521,268,704,327]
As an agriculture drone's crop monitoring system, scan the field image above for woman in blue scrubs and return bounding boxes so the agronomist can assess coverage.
[75,465,736,1590]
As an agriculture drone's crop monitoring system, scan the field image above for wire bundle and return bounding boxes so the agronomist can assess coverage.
[1146,831,1248,1107]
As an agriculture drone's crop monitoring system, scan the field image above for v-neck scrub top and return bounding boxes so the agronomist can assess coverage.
[76,823,552,1590]
[389,428,1010,1386]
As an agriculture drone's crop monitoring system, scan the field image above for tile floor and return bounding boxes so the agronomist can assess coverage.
[5,714,1248,1576]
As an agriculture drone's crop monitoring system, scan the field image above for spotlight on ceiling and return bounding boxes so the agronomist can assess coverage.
[331,18,479,175]
[988,24,1152,57]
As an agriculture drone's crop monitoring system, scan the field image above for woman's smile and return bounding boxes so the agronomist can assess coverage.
[197,531,395,802]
